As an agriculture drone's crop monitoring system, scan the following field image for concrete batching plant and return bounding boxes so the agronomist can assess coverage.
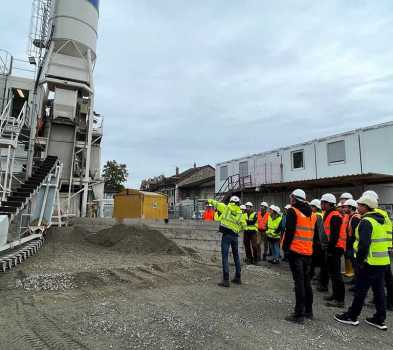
[0,0,104,265]
[27,0,104,218]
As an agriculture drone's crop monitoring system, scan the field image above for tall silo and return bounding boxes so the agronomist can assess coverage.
[30,0,103,217]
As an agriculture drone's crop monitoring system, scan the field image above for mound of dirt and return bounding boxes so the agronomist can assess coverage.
[84,223,184,256]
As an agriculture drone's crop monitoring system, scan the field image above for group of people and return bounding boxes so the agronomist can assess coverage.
[207,188,392,331]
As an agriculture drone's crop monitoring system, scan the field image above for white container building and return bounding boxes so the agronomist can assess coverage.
[215,121,393,212]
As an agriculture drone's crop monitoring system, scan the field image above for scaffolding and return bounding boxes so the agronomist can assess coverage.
[27,0,53,65]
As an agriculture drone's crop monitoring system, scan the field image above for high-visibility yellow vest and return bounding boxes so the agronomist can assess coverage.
[354,214,391,266]
[266,215,282,239]
[209,199,244,234]
[214,211,222,222]
[245,212,258,232]
[375,208,393,249]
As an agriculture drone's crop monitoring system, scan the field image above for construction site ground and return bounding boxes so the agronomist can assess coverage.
[0,218,391,350]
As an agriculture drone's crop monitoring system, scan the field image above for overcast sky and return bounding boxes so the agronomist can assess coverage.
[3,1,393,187]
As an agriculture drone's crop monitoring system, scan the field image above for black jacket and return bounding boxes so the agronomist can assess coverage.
[323,207,343,253]
[356,211,386,265]
[347,214,361,249]
[282,201,313,252]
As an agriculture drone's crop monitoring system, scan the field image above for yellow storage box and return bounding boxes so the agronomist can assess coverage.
[113,189,168,220]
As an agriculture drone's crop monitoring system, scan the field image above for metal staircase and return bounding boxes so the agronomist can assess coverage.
[0,156,58,219]
[0,96,63,271]
[215,174,253,202]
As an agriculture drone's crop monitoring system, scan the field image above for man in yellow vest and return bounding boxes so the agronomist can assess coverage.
[363,191,393,311]
[335,194,390,331]
[208,196,246,287]
[266,205,283,264]
[309,199,326,282]
[243,202,258,265]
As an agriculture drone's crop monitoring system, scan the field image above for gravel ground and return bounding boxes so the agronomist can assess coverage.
[0,220,391,349]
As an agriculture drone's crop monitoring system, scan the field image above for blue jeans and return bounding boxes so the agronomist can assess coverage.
[270,239,281,259]
[221,232,241,281]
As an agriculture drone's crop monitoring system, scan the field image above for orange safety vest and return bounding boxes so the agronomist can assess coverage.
[257,211,269,231]
[289,208,316,256]
[347,213,361,238]
[324,210,346,250]
[203,209,214,221]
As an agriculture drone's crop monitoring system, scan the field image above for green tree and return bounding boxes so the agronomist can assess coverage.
[103,160,129,192]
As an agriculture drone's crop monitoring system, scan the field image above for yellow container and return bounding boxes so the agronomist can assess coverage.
[113,189,168,220]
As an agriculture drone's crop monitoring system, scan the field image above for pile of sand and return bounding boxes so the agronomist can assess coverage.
[84,223,184,256]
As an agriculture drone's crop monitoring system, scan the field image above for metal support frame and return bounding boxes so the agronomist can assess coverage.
[0,100,27,202]
[81,49,95,217]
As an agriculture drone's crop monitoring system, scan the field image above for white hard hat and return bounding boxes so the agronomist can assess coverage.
[340,192,353,200]
[343,199,358,209]
[310,199,321,210]
[291,189,306,201]
[321,193,337,204]
[362,190,379,201]
[270,205,281,214]
[260,202,269,208]
[357,196,378,209]
[285,204,291,210]
[240,204,246,210]
[230,196,240,203]
[245,202,253,207]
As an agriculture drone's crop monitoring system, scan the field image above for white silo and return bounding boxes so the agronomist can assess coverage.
[30,0,103,217]
[44,0,100,83]
[51,0,99,62]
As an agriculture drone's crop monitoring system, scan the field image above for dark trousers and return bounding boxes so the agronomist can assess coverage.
[263,234,270,257]
[319,249,329,288]
[385,265,393,308]
[328,249,345,302]
[221,232,241,281]
[310,244,322,279]
[243,231,258,263]
[288,252,313,316]
[348,264,387,322]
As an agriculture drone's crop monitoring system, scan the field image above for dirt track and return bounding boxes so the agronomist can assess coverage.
[0,220,391,349]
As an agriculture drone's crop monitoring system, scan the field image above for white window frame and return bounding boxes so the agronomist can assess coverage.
[327,140,346,165]
[220,165,228,181]
[291,149,305,170]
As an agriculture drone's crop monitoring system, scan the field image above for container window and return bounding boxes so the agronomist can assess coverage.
[327,140,346,164]
[239,161,249,178]
[292,150,304,169]
[220,166,228,181]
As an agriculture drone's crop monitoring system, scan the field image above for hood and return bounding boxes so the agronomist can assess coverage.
[293,201,312,217]
[228,202,242,213]
[363,211,385,225]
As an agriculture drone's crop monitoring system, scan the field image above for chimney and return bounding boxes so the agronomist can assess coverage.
[176,167,180,176]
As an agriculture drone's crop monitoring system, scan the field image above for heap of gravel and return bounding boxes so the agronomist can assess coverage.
[84,223,184,256]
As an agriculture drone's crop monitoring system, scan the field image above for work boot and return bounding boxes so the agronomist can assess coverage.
[218,280,230,288]
[304,311,314,320]
[326,300,345,308]
[285,313,304,324]
[231,277,242,285]
[323,295,335,302]
[271,259,280,265]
